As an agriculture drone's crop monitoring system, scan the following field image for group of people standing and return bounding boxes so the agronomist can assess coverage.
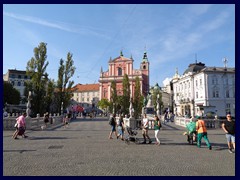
[108,113,162,145]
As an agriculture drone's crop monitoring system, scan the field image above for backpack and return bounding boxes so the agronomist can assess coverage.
[108,117,114,125]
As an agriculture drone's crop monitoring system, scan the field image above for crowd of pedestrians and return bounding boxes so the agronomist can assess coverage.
[108,112,235,154]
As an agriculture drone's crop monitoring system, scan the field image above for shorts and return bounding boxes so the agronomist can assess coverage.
[118,126,124,135]
[226,134,235,143]
[111,125,116,132]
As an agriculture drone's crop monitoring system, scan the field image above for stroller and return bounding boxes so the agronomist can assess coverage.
[187,131,198,145]
[124,126,139,145]
[184,121,198,145]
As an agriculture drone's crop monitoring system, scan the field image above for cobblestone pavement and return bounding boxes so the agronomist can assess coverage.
[3,117,235,176]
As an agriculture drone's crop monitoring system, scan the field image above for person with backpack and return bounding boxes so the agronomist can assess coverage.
[108,114,118,139]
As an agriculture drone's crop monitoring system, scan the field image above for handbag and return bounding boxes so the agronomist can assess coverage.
[14,123,18,128]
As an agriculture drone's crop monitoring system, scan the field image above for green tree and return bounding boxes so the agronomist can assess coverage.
[122,74,130,115]
[3,81,21,106]
[133,76,143,118]
[44,79,56,113]
[152,88,163,113]
[97,98,110,111]
[110,80,117,113]
[56,52,76,114]
[26,42,49,116]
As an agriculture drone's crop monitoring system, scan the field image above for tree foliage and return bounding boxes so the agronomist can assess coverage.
[97,98,110,110]
[56,52,76,114]
[3,81,21,106]
[110,80,117,113]
[26,42,49,116]
[133,76,143,118]
[122,74,130,115]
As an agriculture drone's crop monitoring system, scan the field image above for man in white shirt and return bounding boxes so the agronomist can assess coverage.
[142,113,152,144]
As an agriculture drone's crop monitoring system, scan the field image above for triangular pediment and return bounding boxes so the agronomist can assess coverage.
[111,56,132,62]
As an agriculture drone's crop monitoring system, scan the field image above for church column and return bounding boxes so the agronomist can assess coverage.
[108,84,111,100]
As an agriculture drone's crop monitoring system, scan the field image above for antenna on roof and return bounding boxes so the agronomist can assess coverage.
[195,53,197,63]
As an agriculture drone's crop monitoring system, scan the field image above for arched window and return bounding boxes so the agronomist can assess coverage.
[118,67,122,76]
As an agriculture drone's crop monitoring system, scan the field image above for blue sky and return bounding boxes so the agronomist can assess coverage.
[3,4,235,87]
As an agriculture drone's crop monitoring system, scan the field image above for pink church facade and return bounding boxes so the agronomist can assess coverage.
[99,51,150,101]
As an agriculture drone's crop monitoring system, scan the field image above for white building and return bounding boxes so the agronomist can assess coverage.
[171,62,235,118]
[3,69,31,105]
[72,83,100,109]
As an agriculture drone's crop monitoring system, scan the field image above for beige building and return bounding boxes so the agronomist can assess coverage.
[72,83,100,109]
[3,69,30,105]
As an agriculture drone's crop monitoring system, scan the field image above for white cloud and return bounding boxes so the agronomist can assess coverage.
[3,11,111,40]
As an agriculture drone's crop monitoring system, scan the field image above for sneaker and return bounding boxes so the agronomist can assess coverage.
[141,141,146,144]
[117,135,119,139]
[209,146,212,150]
[228,149,233,153]
[109,137,113,139]
[148,140,152,144]
[23,135,28,138]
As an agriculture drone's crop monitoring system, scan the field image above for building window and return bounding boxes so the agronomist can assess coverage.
[18,75,22,79]
[213,90,219,98]
[18,81,21,86]
[118,67,122,76]
[143,65,146,70]
[82,98,84,102]
[200,79,202,86]
[87,98,89,102]
[196,92,198,99]
[226,90,230,98]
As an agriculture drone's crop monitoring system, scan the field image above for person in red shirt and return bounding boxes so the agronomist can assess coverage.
[195,116,212,150]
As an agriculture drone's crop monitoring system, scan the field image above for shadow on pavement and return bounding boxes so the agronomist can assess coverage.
[3,149,37,153]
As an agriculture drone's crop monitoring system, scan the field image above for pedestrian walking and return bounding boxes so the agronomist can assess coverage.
[117,115,124,141]
[154,114,161,145]
[108,114,118,139]
[141,113,152,144]
[63,114,70,128]
[12,112,28,139]
[222,113,235,153]
[195,116,212,150]
[42,112,49,129]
